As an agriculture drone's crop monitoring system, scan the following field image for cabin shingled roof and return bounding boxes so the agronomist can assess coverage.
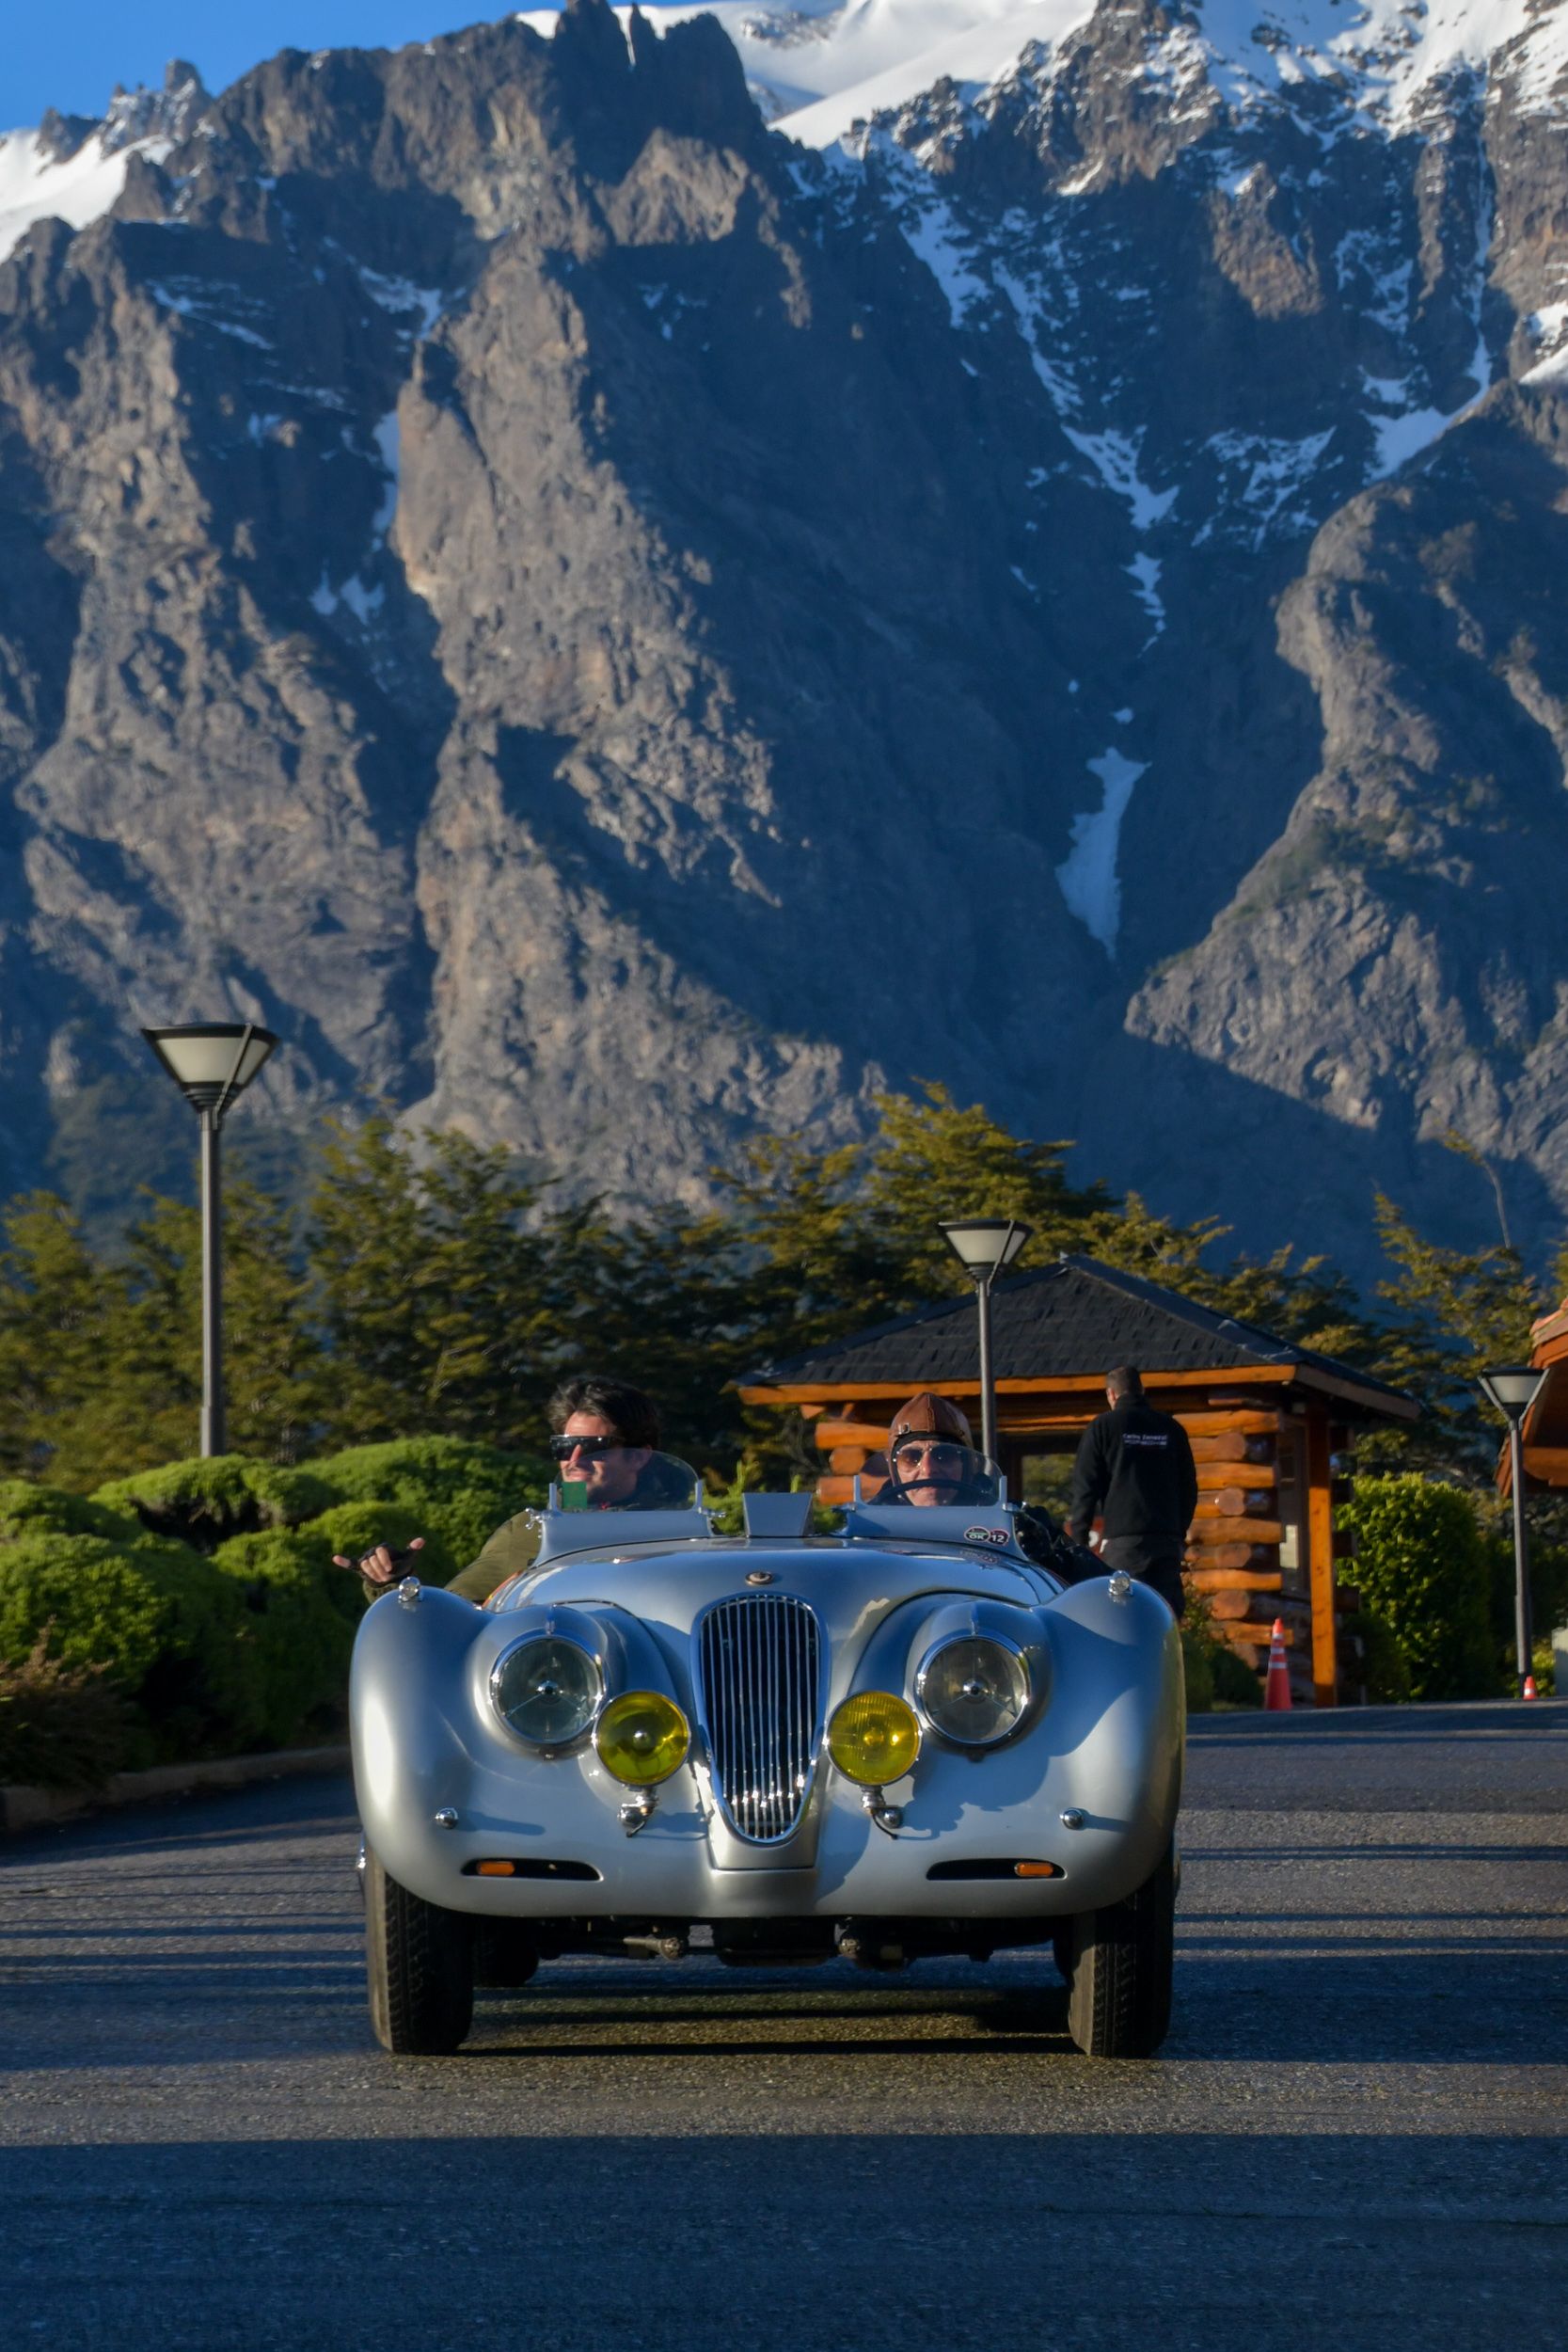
[745,1252,1416,1416]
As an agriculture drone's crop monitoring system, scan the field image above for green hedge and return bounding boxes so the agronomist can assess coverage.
[92,1455,339,1554]
[0,1479,145,1549]
[1340,1474,1497,1700]
[1354,1609,1412,1705]
[0,1444,548,1781]
[0,1531,249,1763]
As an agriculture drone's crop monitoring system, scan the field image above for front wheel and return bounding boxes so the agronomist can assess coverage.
[364,1846,475,2055]
[1065,1843,1175,2059]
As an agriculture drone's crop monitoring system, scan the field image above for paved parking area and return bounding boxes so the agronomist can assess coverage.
[2,1702,1564,2349]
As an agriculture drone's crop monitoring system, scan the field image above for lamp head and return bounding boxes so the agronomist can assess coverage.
[141,1023,278,1118]
[938,1217,1032,1279]
[1476,1364,1544,1422]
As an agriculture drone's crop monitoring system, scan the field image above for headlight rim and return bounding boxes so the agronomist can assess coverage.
[913,1629,1034,1750]
[489,1630,605,1754]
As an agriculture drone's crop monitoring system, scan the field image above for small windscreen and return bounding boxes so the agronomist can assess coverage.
[859,1438,1004,1510]
[553,1449,701,1515]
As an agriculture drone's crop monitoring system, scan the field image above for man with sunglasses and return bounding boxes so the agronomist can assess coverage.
[339,1375,679,1603]
[879,1392,996,1508]
[876,1390,1101,1582]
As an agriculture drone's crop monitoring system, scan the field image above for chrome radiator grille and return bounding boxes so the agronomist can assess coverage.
[696,1594,822,1843]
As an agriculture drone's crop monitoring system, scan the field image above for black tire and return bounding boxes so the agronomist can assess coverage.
[1065,1842,1175,2059]
[364,1846,475,2055]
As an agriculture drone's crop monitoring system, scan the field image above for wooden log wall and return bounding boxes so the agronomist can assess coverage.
[808,1407,888,1506]
[1177,1406,1314,1695]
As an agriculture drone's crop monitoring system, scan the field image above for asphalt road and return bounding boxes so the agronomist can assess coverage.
[2,1703,1564,2351]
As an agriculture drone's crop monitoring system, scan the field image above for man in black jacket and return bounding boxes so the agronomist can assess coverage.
[1068,1365,1196,1618]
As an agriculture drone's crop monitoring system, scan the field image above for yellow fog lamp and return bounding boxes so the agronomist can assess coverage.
[594,1691,690,1787]
[827,1692,921,1787]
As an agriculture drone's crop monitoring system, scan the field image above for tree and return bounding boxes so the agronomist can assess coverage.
[1363,1193,1544,1471]
[307,1119,558,1449]
[0,1195,119,1479]
[861,1085,1116,1297]
[0,1183,319,1489]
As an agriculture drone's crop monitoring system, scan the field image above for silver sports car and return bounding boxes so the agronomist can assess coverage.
[351,1457,1184,2058]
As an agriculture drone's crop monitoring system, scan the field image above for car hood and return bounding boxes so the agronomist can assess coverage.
[496,1534,1052,1652]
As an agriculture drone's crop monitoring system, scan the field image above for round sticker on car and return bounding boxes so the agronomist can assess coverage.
[965,1525,1008,1544]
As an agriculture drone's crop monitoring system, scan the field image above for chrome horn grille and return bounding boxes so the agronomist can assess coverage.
[695,1593,822,1844]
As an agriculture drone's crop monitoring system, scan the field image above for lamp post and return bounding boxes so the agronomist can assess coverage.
[1476,1363,1546,1698]
[141,1023,278,1456]
[937,1217,1032,1465]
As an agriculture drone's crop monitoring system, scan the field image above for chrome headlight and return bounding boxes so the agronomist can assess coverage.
[491,1635,603,1748]
[916,1634,1030,1747]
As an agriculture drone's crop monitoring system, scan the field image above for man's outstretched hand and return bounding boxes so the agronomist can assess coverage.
[333,1535,426,1585]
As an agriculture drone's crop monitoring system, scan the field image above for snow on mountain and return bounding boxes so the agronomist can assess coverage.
[1190,0,1568,129]
[511,0,1568,145]
[0,64,205,267]
[8,0,1563,269]
[0,127,153,266]
[515,0,1098,132]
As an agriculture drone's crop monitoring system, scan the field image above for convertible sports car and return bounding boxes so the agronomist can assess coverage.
[351,1457,1184,2058]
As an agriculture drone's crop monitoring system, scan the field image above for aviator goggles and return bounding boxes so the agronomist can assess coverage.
[890,1439,968,1477]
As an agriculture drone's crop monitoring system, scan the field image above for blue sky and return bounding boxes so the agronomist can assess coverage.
[5,6,566,129]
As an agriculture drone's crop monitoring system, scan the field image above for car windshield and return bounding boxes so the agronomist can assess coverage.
[551,1449,701,1515]
[859,1440,1004,1509]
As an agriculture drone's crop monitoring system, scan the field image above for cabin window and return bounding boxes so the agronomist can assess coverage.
[1276,1423,1308,1598]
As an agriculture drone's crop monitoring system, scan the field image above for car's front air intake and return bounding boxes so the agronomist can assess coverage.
[696,1594,822,1844]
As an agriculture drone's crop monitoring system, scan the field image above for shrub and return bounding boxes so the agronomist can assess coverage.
[1179,1594,1263,1712]
[211,1502,441,1747]
[1180,1621,1216,1713]
[0,1478,146,1549]
[1339,1475,1497,1700]
[311,1438,546,1571]
[0,1632,135,1789]
[0,1532,248,1760]
[1354,1609,1412,1705]
[1210,1641,1264,1708]
[92,1454,339,1555]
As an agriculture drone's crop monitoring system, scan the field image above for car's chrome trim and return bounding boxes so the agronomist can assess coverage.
[692,1592,824,1845]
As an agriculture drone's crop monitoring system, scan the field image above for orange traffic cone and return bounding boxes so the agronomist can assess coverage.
[1263,1618,1291,1711]
[1523,1674,1538,1702]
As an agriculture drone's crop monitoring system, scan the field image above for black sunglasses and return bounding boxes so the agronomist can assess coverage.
[548,1434,623,1461]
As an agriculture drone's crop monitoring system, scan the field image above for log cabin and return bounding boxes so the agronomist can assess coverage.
[739,1253,1418,1707]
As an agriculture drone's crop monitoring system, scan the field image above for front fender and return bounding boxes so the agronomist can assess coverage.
[350,1582,697,1905]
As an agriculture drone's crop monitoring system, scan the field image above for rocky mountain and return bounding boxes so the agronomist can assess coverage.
[2,0,1567,1275]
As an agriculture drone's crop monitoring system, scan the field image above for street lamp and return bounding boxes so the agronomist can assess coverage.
[141,1022,279,1456]
[937,1217,1031,1465]
[1476,1363,1546,1698]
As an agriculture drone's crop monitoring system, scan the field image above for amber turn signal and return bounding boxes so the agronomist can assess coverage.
[1013,1861,1060,1878]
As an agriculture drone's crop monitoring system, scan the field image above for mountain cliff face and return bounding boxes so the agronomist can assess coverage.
[2,0,1567,1270]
